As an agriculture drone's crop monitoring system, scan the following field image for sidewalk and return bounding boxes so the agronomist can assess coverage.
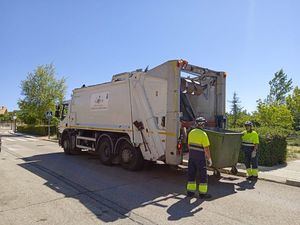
[38,135,58,143]
[222,161,300,187]
[182,158,300,188]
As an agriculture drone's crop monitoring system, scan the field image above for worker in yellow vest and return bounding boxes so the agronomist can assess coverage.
[186,117,212,198]
[242,121,259,180]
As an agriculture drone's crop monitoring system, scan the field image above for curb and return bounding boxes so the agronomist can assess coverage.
[286,179,300,187]
[220,167,300,188]
[182,159,300,188]
[40,138,59,143]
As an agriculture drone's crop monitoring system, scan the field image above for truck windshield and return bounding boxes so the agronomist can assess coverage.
[61,104,68,120]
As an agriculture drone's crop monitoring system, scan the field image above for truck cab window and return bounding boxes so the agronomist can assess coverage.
[61,104,68,120]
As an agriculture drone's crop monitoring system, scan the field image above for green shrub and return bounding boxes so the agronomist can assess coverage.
[17,125,57,136]
[238,126,288,166]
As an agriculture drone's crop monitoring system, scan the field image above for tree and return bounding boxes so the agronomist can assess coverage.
[18,64,66,124]
[228,92,243,128]
[266,69,292,104]
[0,112,12,122]
[235,110,256,127]
[256,102,293,130]
[286,86,300,130]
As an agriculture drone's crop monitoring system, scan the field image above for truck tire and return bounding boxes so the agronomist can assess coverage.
[97,136,114,166]
[119,142,144,171]
[62,135,71,155]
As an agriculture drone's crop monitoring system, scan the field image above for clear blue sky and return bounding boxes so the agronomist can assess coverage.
[1,0,299,113]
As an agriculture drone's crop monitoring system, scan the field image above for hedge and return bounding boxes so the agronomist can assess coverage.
[17,125,57,136]
[238,127,288,166]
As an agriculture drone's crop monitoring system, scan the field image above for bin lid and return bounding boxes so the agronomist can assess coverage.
[204,128,242,135]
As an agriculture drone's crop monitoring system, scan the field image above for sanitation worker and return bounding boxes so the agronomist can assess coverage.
[186,117,212,198]
[242,121,259,180]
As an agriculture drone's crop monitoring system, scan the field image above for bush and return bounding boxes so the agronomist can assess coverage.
[238,127,288,166]
[17,125,57,136]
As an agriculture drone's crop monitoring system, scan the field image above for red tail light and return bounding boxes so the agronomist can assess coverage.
[177,59,188,68]
[177,143,182,150]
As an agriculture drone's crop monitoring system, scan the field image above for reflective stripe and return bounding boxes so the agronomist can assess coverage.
[199,183,208,194]
[189,143,203,148]
[187,181,196,192]
[188,143,204,151]
[189,146,204,152]
[242,142,255,147]
[246,168,252,176]
[252,169,258,176]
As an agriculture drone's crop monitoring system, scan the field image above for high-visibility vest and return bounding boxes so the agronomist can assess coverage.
[188,128,210,151]
[242,130,259,147]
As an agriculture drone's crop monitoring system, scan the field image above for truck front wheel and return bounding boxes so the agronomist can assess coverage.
[62,135,71,155]
[119,142,144,171]
[63,133,80,155]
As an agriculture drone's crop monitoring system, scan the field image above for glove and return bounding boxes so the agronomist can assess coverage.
[251,150,257,158]
[207,158,213,167]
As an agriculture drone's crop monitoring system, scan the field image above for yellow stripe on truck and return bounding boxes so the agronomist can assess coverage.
[158,131,177,137]
[69,125,132,132]
[64,125,177,137]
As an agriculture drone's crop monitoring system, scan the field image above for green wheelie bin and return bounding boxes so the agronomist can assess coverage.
[204,128,243,177]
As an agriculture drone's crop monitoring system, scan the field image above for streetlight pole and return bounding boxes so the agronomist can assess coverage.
[48,117,50,139]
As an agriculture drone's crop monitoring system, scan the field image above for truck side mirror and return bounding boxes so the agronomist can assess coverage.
[55,105,61,118]
[55,110,60,118]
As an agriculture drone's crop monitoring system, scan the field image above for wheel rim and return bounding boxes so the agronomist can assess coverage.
[122,148,132,163]
[103,143,110,157]
[63,139,68,150]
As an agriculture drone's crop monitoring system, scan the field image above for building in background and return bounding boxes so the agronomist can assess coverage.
[0,106,8,115]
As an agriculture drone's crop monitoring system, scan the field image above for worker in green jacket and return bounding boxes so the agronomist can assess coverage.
[242,121,259,180]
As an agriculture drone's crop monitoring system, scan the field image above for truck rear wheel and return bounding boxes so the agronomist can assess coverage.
[97,136,114,166]
[119,142,144,171]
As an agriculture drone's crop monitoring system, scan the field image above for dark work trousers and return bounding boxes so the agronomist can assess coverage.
[243,145,258,169]
[188,150,207,184]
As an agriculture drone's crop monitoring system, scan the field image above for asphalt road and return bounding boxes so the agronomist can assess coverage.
[0,128,300,225]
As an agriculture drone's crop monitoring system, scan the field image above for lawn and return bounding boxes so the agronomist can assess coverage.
[287,133,300,160]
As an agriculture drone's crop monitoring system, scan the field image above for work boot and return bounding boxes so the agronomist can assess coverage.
[246,176,253,181]
[251,176,258,181]
[187,191,195,197]
[199,193,212,199]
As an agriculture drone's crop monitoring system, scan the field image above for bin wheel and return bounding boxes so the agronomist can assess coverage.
[213,169,221,178]
[230,166,238,175]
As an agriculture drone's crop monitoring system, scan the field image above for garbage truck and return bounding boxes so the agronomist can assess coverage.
[56,59,239,171]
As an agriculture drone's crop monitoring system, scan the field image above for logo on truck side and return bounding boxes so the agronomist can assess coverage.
[90,92,109,110]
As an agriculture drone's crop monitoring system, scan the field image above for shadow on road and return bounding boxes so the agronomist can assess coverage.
[17,151,239,223]
[167,196,203,221]
[235,179,257,191]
